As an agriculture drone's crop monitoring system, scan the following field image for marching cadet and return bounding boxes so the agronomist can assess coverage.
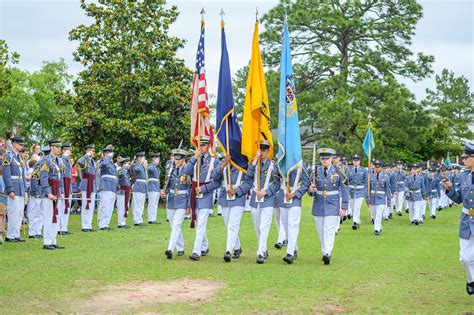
[404,163,427,225]
[246,140,280,264]
[3,136,27,243]
[27,156,43,239]
[382,163,394,220]
[442,143,474,295]
[332,152,347,226]
[427,167,441,219]
[182,135,220,261]
[147,153,161,224]
[40,139,65,250]
[273,194,288,250]
[365,160,392,235]
[276,161,310,264]
[308,148,348,265]
[347,154,367,230]
[131,152,147,226]
[58,143,73,235]
[213,155,251,263]
[419,164,430,222]
[392,160,406,216]
[117,157,131,228]
[77,144,97,232]
[98,145,117,230]
[162,149,190,259]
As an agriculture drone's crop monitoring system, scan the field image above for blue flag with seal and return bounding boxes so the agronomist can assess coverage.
[362,125,375,157]
[277,19,302,178]
[216,21,248,172]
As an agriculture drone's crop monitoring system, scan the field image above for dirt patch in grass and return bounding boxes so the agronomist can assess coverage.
[312,304,351,314]
[70,278,225,313]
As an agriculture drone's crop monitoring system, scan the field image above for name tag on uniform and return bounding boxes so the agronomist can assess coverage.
[255,195,263,203]
[226,193,236,201]
[284,196,293,204]
[196,192,203,199]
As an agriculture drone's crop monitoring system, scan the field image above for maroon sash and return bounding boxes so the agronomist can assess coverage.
[190,181,209,229]
[82,173,95,210]
[63,177,71,214]
[120,185,130,218]
[49,179,60,223]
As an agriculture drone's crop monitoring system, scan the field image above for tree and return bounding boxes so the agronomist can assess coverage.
[0,60,72,142]
[58,0,192,158]
[0,39,19,100]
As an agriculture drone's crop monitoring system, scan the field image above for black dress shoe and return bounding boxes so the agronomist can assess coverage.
[431,215,436,219]
[189,253,200,261]
[223,251,232,262]
[134,223,145,226]
[414,220,419,225]
[449,204,453,208]
[274,242,283,249]
[232,248,242,259]
[29,235,36,239]
[43,245,56,250]
[405,209,409,213]
[397,212,402,216]
[371,219,374,224]
[263,250,269,259]
[293,250,298,259]
[118,225,130,229]
[5,238,18,243]
[99,227,107,230]
[467,282,474,295]
[53,244,65,249]
[283,239,288,246]
[352,223,358,230]
[347,214,352,219]
[81,229,89,232]
[105,227,113,230]
[342,215,347,221]
[165,250,173,260]
[201,249,209,256]
[256,255,265,264]
[388,213,393,219]
[384,218,389,221]
[15,238,25,242]
[65,231,73,234]
[177,251,184,256]
[283,254,294,264]
[374,230,380,236]
[322,254,331,265]
[148,221,157,224]
[35,235,43,238]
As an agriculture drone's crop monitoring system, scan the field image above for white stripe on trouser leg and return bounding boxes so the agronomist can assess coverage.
[460,237,474,283]
[99,191,116,228]
[58,194,71,232]
[132,192,146,224]
[251,205,273,256]
[6,197,24,239]
[147,191,159,222]
[167,208,185,252]
[192,208,211,255]
[429,198,438,216]
[42,198,58,246]
[351,198,363,224]
[222,206,244,252]
[371,204,384,232]
[280,206,301,256]
[81,191,95,229]
[27,197,42,236]
[314,216,339,256]
[116,195,127,226]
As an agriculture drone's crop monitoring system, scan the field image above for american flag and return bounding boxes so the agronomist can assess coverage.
[190,20,215,150]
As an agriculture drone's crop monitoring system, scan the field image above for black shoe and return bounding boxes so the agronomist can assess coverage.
[177,251,184,256]
[414,220,419,225]
[224,251,232,262]
[105,227,113,230]
[165,250,173,260]
[388,213,393,219]
[43,245,56,250]
[218,213,222,216]
[29,235,36,239]
[256,255,265,264]
[189,253,200,261]
[283,239,288,246]
[405,209,409,213]
[81,229,89,232]
[88,229,96,232]
[347,214,352,219]
[118,225,130,229]
[352,223,359,230]
[422,215,425,220]
[201,249,209,256]
[322,254,331,265]
[467,282,474,295]
[232,248,242,259]
[5,238,18,243]
[397,212,402,216]
[283,254,294,264]
[134,223,145,226]
[431,215,436,219]
[340,217,343,224]
[52,244,65,249]
[264,250,269,259]
[99,227,107,230]
[35,235,43,238]
[293,250,298,259]
[15,238,25,242]
[64,231,73,235]
[148,221,157,224]
[342,215,347,221]
[371,219,374,224]
[384,218,389,221]
[274,242,283,249]
[374,230,380,236]
[449,204,453,208]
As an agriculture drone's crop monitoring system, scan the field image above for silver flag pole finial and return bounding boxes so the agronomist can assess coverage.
[220,8,225,22]
[200,7,206,21]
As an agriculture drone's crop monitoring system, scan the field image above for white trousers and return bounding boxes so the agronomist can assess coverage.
[273,207,287,244]
[147,191,159,222]
[221,206,243,252]
[314,215,339,257]
[460,237,474,283]
[244,196,251,212]
[407,200,422,222]
[420,199,427,220]
[58,194,71,232]
[132,192,146,224]
[350,197,364,224]
[167,208,185,252]
[27,197,43,236]
[251,205,273,256]
[42,198,58,246]
[116,194,128,226]
[99,190,116,228]
[192,208,211,255]
[280,206,301,256]
[429,198,438,217]
[394,192,405,214]
[371,204,385,232]
[383,203,391,219]
[81,191,96,229]
[6,196,24,239]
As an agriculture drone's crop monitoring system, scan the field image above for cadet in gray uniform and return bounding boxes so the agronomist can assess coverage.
[77,144,97,232]
[117,157,131,228]
[98,145,118,230]
[427,167,441,219]
[246,140,280,264]
[183,135,220,261]
[392,160,406,216]
[147,153,161,224]
[58,143,73,235]
[404,163,427,225]
[443,143,474,295]
[131,152,147,226]
[3,136,26,243]
[365,160,392,235]
[308,148,349,265]
[163,149,190,259]
[347,154,367,230]
[27,156,43,238]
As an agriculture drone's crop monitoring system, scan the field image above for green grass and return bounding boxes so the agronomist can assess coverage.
[0,196,473,313]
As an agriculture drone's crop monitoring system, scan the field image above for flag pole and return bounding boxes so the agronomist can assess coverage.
[221,8,232,191]
[255,7,261,193]
[367,114,372,212]
[196,8,205,188]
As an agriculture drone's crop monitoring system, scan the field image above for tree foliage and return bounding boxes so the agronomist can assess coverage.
[0,39,20,100]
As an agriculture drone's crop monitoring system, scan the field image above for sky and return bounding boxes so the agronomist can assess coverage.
[0,0,472,102]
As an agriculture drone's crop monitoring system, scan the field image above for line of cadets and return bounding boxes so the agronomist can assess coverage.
[0,136,467,265]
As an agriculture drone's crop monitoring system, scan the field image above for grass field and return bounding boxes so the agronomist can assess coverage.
[0,196,473,313]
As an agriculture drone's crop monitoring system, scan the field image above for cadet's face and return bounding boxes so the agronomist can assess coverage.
[320,157,332,167]
[174,157,184,167]
[153,157,160,164]
[353,159,361,167]
[51,145,61,155]
[199,144,209,154]
[463,156,474,169]
[376,166,382,173]
[261,148,269,160]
